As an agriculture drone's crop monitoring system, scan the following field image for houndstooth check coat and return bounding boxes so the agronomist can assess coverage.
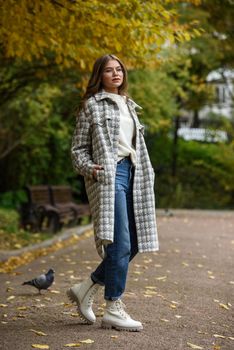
[71,89,159,258]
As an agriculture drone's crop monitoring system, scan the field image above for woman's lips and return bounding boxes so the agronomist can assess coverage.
[112,78,121,82]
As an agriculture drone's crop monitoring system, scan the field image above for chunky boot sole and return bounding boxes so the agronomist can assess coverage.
[101,320,143,332]
[66,288,94,325]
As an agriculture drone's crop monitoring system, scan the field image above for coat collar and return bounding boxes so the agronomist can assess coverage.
[94,89,143,110]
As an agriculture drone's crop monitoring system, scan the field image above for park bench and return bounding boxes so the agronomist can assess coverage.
[20,185,91,233]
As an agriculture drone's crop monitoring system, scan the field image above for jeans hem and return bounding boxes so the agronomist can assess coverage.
[91,273,105,286]
[104,295,122,301]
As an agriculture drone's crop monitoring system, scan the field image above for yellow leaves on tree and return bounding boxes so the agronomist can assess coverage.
[0,0,201,70]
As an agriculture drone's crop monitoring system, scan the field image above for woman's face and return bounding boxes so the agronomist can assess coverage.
[101,59,124,93]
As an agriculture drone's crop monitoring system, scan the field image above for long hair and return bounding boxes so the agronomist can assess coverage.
[79,54,129,111]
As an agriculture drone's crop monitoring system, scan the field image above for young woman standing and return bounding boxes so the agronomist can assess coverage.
[67,54,159,332]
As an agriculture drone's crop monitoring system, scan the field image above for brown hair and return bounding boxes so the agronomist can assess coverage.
[80,54,129,110]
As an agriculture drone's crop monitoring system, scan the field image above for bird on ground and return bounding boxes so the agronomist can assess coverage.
[22,268,55,294]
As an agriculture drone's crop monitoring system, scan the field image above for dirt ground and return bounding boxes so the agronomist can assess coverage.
[0,210,233,350]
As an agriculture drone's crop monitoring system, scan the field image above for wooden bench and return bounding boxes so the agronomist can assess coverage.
[20,185,91,233]
[49,185,90,226]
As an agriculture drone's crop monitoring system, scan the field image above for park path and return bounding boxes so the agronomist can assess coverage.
[0,210,233,350]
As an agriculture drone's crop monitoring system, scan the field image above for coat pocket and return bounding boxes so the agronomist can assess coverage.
[97,165,113,185]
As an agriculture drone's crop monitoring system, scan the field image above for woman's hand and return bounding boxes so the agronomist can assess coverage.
[93,164,104,180]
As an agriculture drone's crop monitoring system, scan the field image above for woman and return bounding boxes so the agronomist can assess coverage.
[67,54,159,332]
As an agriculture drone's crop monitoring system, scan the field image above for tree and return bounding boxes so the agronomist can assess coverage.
[0,0,201,70]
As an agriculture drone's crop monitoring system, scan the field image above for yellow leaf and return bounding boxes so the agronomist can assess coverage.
[0,304,8,308]
[187,342,204,349]
[64,344,81,347]
[17,306,28,310]
[219,303,230,310]
[80,339,94,344]
[31,345,49,349]
[111,335,118,339]
[155,276,167,280]
[213,334,225,339]
[50,290,60,294]
[7,296,15,301]
[30,329,47,336]
[160,318,169,322]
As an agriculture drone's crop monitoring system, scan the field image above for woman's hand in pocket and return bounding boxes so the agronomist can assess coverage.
[93,164,104,180]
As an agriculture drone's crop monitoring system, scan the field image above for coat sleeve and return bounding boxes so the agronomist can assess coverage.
[71,107,95,179]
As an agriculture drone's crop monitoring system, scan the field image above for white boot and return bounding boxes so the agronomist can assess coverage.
[101,299,143,331]
[66,277,100,324]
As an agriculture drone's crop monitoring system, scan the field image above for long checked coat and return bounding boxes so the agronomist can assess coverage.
[71,89,159,258]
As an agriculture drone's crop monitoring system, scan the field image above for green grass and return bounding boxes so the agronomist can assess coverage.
[0,208,55,250]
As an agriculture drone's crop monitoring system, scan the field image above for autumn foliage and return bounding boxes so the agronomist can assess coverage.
[0,0,201,70]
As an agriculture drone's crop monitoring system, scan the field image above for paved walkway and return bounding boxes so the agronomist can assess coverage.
[0,210,233,350]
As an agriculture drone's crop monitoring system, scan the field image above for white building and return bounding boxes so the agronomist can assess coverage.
[178,68,233,142]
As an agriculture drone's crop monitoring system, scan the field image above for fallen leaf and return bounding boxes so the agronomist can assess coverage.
[0,304,8,308]
[31,345,49,349]
[49,290,60,294]
[175,315,182,319]
[213,334,225,339]
[213,345,221,350]
[7,296,15,301]
[80,339,94,344]
[187,342,204,349]
[30,329,47,336]
[111,335,118,339]
[155,276,167,280]
[160,318,169,322]
[64,344,81,347]
[228,337,234,340]
[17,306,28,310]
[219,303,230,310]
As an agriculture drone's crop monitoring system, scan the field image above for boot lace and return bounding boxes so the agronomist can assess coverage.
[115,299,130,319]
[87,284,100,306]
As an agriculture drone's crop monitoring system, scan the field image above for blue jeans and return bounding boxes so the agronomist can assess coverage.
[91,156,138,300]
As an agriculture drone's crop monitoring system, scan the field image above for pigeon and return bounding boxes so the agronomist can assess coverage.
[22,268,55,294]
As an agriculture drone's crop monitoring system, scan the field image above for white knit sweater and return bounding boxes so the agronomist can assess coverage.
[105,92,137,166]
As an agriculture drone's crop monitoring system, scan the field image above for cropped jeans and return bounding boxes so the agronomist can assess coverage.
[91,156,138,300]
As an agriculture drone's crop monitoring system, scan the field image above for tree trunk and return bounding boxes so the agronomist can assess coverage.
[192,109,200,128]
[171,115,180,177]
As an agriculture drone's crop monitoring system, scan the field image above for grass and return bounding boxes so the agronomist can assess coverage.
[0,207,89,250]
